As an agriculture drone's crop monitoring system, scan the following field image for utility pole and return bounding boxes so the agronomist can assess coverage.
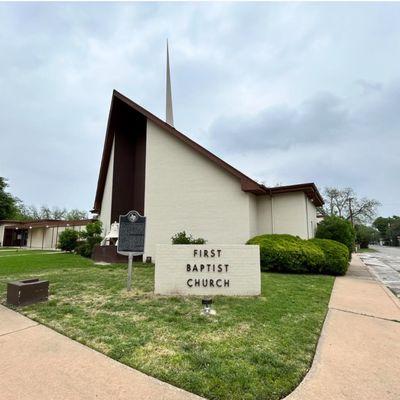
[348,197,354,227]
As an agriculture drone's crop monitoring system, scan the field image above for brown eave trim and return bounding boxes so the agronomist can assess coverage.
[3,219,93,229]
[93,94,116,213]
[269,183,324,206]
[113,91,267,193]
[91,90,267,212]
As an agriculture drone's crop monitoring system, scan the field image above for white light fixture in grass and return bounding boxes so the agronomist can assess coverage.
[201,297,216,316]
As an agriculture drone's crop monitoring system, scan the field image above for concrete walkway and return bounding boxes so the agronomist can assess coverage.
[0,306,203,400]
[285,254,400,400]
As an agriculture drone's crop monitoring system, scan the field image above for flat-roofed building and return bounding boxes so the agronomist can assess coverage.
[0,219,92,249]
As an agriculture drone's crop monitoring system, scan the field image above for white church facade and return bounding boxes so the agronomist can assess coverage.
[92,90,323,261]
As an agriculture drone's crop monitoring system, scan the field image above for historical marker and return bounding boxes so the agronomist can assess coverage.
[117,210,146,291]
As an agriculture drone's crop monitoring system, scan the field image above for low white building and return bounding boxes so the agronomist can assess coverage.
[92,91,324,261]
[0,219,92,249]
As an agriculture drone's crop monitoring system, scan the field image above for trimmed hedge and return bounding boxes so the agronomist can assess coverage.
[247,234,325,273]
[309,238,349,276]
[247,234,350,275]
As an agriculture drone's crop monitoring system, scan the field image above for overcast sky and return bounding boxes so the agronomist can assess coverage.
[1,2,399,217]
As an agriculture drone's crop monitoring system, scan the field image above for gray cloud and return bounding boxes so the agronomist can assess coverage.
[209,92,349,152]
[208,80,400,216]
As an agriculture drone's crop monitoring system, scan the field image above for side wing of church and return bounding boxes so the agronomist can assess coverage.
[92,90,323,260]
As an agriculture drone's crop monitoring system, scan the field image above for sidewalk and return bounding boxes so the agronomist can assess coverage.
[285,254,400,400]
[0,306,203,400]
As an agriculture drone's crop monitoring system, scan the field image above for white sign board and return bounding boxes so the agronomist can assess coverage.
[155,244,261,296]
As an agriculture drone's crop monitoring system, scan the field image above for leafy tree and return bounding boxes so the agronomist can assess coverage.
[355,224,380,248]
[17,204,87,221]
[66,209,88,220]
[58,229,79,252]
[52,207,67,220]
[373,216,400,246]
[315,216,355,257]
[319,187,380,224]
[0,177,20,220]
[76,220,103,258]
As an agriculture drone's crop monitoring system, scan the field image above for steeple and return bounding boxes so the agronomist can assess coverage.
[166,39,174,126]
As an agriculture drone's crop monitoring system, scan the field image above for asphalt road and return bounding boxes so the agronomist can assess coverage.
[358,245,400,297]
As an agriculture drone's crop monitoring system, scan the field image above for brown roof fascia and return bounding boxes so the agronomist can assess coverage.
[93,95,117,213]
[269,183,324,206]
[3,219,93,230]
[91,90,267,212]
[113,91,268,194]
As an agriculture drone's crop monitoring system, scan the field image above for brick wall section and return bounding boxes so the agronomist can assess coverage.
[155,244,261,296]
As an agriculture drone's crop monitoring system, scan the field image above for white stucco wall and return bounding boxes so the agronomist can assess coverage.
[256,196,273,236]
[99,138,115,236]
[144,120,255,259]
[306,197,319,238]
[27,225,87,249]
[249,194,258,239]
[0,225,5,246]
[270,192,309,239]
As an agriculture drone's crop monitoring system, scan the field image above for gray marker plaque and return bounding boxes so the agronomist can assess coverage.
[117,210,146,292]
[117,211,146,254]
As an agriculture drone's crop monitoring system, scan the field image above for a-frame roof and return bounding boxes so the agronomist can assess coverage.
[92,90,323,213]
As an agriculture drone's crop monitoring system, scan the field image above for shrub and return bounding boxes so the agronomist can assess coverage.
[247,234,324,273]
[76,220,103,258]
[58,229,79,252]
[315,216,355,257]
[171,231,207,244]
[309,238,349,276]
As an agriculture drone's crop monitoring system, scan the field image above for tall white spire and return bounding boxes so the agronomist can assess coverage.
[166,39,174,126]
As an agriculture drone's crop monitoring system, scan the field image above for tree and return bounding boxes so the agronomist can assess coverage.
[315,215,355,257]
[17,204,87,221]
[355,225,380,248]
[319,187,380,224]
[373,216,400,246]
[0,177,20,220]
[66,209,88,220]
[76,220,103,258]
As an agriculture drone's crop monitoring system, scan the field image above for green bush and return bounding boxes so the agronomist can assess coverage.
[76,220,103,258]
[315,216,355,257]
[171,231,207,244]
[58,229,79,252]
[309,238,349,276]
[247,234,325,273]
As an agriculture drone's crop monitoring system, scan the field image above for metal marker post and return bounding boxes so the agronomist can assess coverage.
[127,252,133,291]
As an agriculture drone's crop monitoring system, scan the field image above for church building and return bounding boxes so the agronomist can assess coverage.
[92,89,323,261]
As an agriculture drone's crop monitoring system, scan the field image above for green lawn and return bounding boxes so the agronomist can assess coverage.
[0,252,334,400]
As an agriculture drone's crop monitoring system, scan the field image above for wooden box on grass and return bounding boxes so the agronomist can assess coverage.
[7,278,49,306]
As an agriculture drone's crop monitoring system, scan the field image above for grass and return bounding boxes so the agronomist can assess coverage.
[357,248,378,253]
[0,252,334,400]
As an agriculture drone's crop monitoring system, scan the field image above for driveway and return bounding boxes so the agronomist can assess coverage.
[358,245,400,297]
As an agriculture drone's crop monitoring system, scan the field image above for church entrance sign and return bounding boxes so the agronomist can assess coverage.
[155,244,260,296]
[117,210,146,291]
